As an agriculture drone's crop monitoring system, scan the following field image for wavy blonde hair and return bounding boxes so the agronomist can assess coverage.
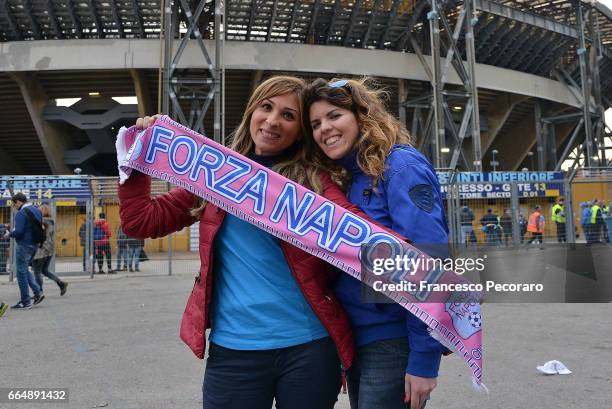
[302,77,413,180]
[191,75,328,217]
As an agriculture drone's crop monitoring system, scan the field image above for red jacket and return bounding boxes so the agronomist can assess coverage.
[93,219,112,246]
[119,171,377,368]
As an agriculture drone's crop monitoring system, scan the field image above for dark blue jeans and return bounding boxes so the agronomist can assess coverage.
[347,337,428,409]
[15,244,41,304]
[203,337,341,409]
[32,256,62,290]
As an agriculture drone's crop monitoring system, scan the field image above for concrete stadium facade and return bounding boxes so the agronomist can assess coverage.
[0,0,611,175]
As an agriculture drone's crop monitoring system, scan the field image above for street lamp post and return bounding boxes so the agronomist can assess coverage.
[491,149,499,172]
[527,151,534,171]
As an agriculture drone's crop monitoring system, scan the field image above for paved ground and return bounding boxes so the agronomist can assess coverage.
[1,266,611,409]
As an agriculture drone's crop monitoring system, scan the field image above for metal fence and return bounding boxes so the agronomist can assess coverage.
[440,170,609,253]
[1,176,199,283]
[1,170,610,283]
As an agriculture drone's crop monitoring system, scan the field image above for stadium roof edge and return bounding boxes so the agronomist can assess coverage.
[0,39,582,109]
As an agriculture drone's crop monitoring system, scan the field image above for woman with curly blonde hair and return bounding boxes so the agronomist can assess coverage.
[303,78,450,409]
[120,75,372,409]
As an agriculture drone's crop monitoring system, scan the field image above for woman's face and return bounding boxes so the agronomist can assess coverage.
[249,93,301,156]
[309,99,360,160]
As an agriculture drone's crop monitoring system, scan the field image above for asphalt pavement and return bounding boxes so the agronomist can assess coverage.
[1,266,611,409]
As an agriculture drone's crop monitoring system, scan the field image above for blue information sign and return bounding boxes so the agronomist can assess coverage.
[0,177,91,205]
[437,172,564,199]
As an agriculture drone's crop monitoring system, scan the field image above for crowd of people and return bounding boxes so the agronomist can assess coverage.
[580,199,610,245]
[459,196,611,247]
[1,202,147,312]
[76,213,147,274]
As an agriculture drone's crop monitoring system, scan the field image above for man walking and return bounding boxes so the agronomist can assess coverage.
[4,193,45,309]
[552,197,566,243]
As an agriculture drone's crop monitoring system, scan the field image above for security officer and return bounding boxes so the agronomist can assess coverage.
[589,200,603,244]
[551,197,566,243]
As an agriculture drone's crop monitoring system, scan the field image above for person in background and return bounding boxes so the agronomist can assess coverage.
[519,213,528,244]
[93,213,115,274]
[527,205,544,245]
[78,221,87,272]
[480,208,500,246]
[601,200,609,243]
[588,200,605,244]
[0,223,9,273]
[126,235,144,272]
[551,197,566,243]
[499,208,513,246]
[459,204,475,247]
[32,204,68,296]
[580,202,591,243]
[5,193,44,309]
[116,224,129,271]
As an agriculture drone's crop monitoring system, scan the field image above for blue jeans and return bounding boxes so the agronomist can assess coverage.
[127,246,141,270]
[116,245,128,269]
[347,338,427,409]
[15,244,42,304]
[32,256,62,291]
[203,337,341,409]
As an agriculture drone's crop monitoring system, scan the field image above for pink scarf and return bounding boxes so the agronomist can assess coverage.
[119,115,484,387]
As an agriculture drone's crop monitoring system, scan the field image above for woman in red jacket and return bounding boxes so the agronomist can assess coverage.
[120,76,363,409]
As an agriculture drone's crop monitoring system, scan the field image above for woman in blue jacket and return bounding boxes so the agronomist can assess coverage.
[303,78,449,409]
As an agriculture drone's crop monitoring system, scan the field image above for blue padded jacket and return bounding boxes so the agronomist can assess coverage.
[335,144,450,378]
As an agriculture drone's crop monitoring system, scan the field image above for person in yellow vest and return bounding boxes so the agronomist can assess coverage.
[551,197,566,243]
[604,201,610,243]
[527,205,544,245]
[588,199,604,245]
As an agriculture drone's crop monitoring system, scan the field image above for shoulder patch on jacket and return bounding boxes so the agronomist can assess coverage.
[408,184,434,213]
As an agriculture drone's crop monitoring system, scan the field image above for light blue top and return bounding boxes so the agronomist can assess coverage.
[209,214,328,349]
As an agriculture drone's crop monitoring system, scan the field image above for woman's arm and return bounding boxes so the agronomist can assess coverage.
[119,172,198,239]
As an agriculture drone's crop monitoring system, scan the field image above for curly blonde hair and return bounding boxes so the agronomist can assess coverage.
[302,77,413,180]
[191,75,329,217]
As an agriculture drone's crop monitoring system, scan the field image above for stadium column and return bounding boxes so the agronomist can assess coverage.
[161,0,222,143]
[398,79,408,127]
[576,1,594,167]
[129,69,153,117]
[428,0,444,169]
[8,72,70,174]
